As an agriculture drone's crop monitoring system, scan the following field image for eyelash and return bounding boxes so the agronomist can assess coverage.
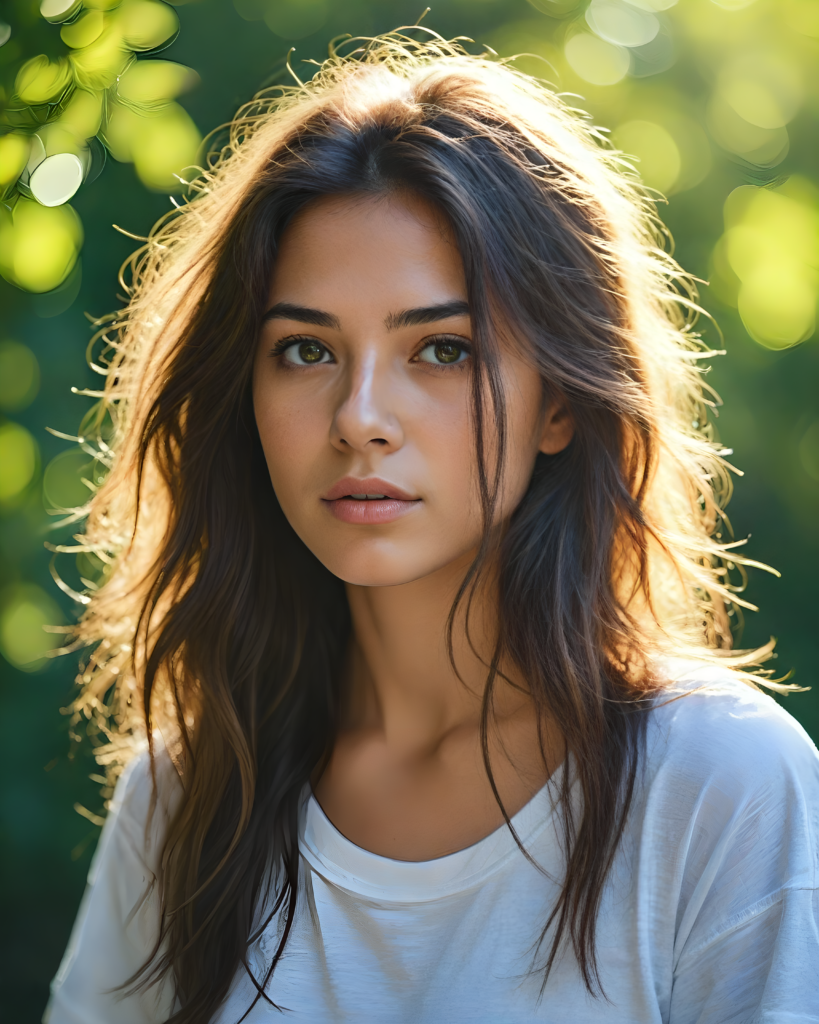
[414,334,472,368]
[270,335,329,359]
[269,334,472,367]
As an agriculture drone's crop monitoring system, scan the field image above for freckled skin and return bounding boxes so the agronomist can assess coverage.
[253,194,573,861]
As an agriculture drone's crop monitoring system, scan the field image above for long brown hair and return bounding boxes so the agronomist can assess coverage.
[65,30,776,1022]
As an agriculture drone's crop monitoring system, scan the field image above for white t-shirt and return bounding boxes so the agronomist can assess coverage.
[46,670,819,1023]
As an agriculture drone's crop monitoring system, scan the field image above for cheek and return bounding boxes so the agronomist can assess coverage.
[413,386,475,492]
[253,377,326,497]
[499,437,539,516]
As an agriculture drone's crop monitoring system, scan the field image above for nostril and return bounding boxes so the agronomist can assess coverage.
[336,436,389,448]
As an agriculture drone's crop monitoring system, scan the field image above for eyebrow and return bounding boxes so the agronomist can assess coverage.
[385,300,470,331]
[262,302,341,329]
[262,299,470,332]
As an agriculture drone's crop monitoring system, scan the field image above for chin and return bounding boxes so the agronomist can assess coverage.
[322,556,437,589]
[312,539,453,589]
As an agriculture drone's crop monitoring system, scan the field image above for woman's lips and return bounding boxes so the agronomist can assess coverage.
[324,496,421,525]
[322,477,421,525]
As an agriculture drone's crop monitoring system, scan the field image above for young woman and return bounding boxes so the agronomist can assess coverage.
[46,32,818,1024]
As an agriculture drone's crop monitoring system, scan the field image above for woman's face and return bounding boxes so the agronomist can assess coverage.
[253,193,572,588]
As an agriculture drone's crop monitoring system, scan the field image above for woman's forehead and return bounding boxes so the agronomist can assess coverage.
[269,193,466,314]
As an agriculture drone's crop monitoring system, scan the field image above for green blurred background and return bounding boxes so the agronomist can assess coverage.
[0,0,816,1016]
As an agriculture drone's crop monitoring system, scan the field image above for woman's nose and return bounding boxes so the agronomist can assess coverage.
[330,349,404,454]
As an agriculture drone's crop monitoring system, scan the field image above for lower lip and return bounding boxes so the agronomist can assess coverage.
[323,498,421,525]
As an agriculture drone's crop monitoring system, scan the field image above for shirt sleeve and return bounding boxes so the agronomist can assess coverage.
[657,682,819,1024]
[44,752,179,1024]
[672,886,819,1024]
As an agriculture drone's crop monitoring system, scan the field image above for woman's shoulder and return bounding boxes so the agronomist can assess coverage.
[646,660,819,795]
[636,661,819,976]
[112,741,182,813]
[92,742,183,878]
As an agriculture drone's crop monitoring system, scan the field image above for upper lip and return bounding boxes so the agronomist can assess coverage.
[323,477,419,501]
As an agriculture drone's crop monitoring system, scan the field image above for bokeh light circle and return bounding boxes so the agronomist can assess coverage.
[29,153,84,207]
[565,32,630,85]
[0,584,62,671]
[0,422,39,505]
[612,120,681,193]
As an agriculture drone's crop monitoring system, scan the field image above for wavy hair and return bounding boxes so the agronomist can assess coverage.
[62,30,776,1023]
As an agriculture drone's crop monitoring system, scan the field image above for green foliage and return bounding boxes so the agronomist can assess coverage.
[0,0,200,294]
[0,0,816,1016]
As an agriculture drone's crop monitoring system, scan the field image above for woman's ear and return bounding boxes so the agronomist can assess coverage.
[538,398,574,455]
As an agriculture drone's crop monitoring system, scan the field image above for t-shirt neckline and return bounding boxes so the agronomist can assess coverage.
[299,771,566,903]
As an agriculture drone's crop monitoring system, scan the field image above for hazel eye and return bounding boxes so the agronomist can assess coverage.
[282,340,332,365]
[417,339,470,366]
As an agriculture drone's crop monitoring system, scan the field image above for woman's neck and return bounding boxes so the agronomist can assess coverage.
[311,556,561,861]
[343,552,502,748]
